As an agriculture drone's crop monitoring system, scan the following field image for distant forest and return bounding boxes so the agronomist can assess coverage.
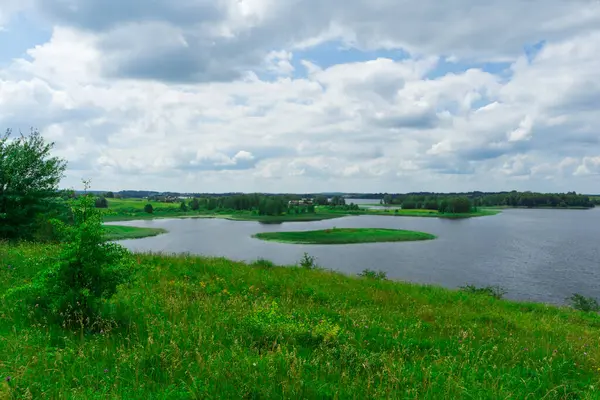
[99,190,597,209]
[349,191,597,208]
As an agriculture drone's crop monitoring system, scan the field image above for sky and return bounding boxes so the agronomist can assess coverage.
[1,0,600,193]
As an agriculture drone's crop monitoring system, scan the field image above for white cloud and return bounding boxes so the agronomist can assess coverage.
[265,50,294,75]
[507,115,534,142]
[0,1,599,192]
[575,157,600,176]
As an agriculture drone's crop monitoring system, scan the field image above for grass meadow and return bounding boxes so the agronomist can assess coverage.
[2,241,600,398]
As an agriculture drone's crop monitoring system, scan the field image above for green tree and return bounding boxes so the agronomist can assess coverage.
[402,200,417,209]
[104,191,115,198]
[330,196,346,206]
[95,196,108,208]
[450,197,472,213]
[190,198,200,211]
[207,198,218,211]
[438,200,449,213]
[4,183,133,325]
[424,199,438,210]
[0,129,67,240]
[315,195,329,206]
[144,204,154,214]
[180,201,188,212]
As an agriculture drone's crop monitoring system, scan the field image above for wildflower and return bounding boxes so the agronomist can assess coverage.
[523,347,528,352]
[104,369,109,374]
[5,376,11,382]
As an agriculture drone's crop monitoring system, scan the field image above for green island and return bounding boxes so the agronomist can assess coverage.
[3,241,600,398]
[102,225,167,241]
[253,228,436,244]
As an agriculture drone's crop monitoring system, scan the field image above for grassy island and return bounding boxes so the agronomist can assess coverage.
[253,228,436,244]
[103,225,167,241]
[2,241,600,398]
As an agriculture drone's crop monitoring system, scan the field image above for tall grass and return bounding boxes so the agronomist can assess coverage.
[2,242,600,398]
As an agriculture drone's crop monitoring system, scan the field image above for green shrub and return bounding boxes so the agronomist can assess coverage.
[95,196,108,208]
[4,190,134,326]
[358,269,388,280]
[460,284,506,300]
[251,258,276,268]
[567,293,600,312]
[299,252,319,270]
[144,204,154,214]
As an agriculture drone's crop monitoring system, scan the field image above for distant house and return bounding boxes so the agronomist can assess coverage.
[288,198,314,206]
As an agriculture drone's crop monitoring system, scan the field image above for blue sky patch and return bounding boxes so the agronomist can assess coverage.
[0,13,51,67]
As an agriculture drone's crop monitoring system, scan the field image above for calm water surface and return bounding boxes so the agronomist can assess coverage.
[109,207,600,304]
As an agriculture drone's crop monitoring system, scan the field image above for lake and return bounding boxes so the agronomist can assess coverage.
[109,205,600,305]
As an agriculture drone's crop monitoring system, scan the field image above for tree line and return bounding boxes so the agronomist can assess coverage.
[174,194,360,215]
[379,191,595,209]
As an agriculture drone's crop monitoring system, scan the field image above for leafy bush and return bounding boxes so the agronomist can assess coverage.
[144,204,154,214]
[567,293,600,312]
[460,284,507,300]
[180,201,188,212]
[95,196,108,208]
[4,188,134,326]
[251,258,276,268]
[299,252,319,270]
[358,269,388,280]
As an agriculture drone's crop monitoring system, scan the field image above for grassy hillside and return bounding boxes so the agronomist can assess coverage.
[2,242,600,398]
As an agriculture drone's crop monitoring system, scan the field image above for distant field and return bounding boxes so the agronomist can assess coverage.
[253,228,436,244]
[107,198,180,211]
[364,208,498,218]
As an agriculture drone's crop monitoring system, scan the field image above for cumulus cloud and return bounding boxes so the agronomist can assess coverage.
[9,0,596,83]
[0,1,599,192]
